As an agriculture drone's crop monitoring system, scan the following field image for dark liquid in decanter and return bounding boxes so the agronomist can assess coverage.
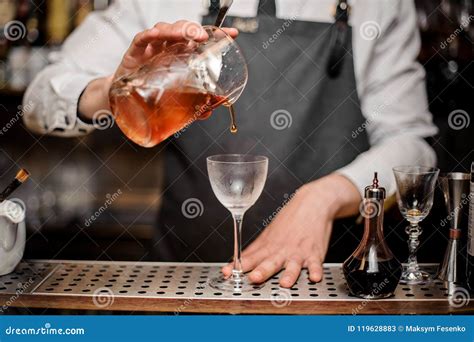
[343,258,402,299]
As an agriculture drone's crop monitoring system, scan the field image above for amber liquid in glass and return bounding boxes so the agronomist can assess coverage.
[110,82,238,147]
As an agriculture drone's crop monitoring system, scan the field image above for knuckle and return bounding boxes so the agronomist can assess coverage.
[260,260,278,274]
[153,22,168,29]
[174,19,188,25]
[261,245,273,257]
[261,264,274,274]
[132,32,143,43]
[287,254,304,264]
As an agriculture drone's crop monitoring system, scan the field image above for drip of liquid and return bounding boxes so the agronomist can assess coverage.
[228,105,238,134]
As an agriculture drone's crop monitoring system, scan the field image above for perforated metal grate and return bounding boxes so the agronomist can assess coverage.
[0,262,57,295]
[0,260,454,302]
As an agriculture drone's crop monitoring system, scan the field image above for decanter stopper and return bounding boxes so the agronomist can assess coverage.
[364,172,386,200]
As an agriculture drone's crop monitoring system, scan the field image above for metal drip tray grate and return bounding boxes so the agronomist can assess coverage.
[0,262,57,294]
[0,260,469,314]
[33,262,447,299]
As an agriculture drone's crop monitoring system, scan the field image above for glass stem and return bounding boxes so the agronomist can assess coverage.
[232,214,244,281]
[406,222,422,273]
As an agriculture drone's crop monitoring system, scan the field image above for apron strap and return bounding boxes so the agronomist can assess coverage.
[257,0,276,17]
[208,0,221,15]
[207,0,276,17]
[326,0,350,78]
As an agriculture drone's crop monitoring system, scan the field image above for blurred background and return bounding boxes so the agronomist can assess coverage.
[0,0,472,263]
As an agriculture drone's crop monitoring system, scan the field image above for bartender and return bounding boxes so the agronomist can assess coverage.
[23,0,437,288]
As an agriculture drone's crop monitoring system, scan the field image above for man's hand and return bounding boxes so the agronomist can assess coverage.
[222,173,361,288]
[115,20,238,79]
[78,21,238,121]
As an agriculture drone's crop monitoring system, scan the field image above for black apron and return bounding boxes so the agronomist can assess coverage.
[154,0,370,262]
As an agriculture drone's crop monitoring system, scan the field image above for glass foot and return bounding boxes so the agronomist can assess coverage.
[400,268,431,285]
[209,274,264,293]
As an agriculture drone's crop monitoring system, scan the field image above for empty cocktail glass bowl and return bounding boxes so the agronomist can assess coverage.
[393,165,439,284]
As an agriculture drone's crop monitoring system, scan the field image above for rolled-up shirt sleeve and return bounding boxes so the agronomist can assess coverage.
[336,0,438,196]
[23,0,139,137]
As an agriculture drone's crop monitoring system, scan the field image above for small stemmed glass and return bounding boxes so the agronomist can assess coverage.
[393,166,440,284]
[207,154,268,292]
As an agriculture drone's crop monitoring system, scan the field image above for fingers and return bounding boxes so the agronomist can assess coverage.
[221,249,268,277]
[222,234,269,276]
[248,256,285,284]
[169,20,208,41]
[280,256,303,288]
[306,257,324,282]
[120,20,239,76]
[126,27,163,60]
[130,21,238,53]
[239,232,268,257]
[222,254,323,287]
[221,27,239,38]
[127,21,202,59]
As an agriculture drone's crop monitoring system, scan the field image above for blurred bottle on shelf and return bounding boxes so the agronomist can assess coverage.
[0,0,111,92]
[46,0,70,46]
[74,0,93,28]
[0,0,16,88]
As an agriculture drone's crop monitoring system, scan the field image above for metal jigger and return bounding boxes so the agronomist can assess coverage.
[437,173,470,282]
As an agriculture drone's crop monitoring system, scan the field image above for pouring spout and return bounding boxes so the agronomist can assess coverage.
[0,199,26,224]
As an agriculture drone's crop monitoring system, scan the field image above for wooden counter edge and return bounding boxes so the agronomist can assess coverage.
[1,294,472,315]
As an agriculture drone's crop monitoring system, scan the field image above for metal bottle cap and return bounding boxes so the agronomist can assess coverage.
[364,172,386,200]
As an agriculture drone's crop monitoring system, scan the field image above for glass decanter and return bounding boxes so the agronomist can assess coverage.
[109,26,247,148]
[343,173,402,299]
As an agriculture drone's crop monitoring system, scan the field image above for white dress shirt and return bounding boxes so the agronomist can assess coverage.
[23,0,438,196]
